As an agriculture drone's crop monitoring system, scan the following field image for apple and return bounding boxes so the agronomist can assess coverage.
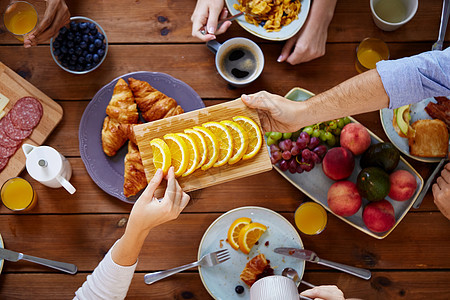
[362,200,395,233]
[340,123,371,156]
[322,147,355,181]
[327,181,362,216]
[388,170,417,201]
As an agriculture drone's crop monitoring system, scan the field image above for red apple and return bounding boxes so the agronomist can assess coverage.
[362,200,395,233]
[340,123,371,156]
[327,181,362,216]
[322,147,355,181]
[388,170,417,201]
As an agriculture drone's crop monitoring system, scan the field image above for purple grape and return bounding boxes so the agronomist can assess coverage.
[279,139,293,151]
[296,138,308,149]
[279,159,289,171]
[311,151,322,164]
[270,144,280,153]
[281,150,292,160]
[300,157,315,172]
[308,137,320,149]
[313,145,328,158]
[301,149,312,161]
[296,164,304,174]
[299,131,310,144]
[272,151,282,161]
[288,158,298,174]
[291,145,301,156]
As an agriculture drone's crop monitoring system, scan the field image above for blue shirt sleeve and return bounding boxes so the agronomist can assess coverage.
[376,47,450,109]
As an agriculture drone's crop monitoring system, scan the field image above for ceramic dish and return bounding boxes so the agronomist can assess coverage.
[270,88,424,239]
[380,97,449,163]
[79,71,205,203]
[198,206,305,300]
[224,0,311,41]
[0,233,4,275]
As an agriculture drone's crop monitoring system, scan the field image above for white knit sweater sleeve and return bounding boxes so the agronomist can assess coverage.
[74,240,137,300]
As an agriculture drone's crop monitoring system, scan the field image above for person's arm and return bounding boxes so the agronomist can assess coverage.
[191,0,231,42]
[278,0,337,65]
[300,285,345,300]
[432,163,450,220]
[74,167,190,299]
[24,0,70,48]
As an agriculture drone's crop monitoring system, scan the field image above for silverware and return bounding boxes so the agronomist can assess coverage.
[200,12,245,35]
[274,248,371,280]
[281,267,314,300]
[144,249,230,284]
[413,139,450,209]
[432,0,450,50]
[0,247,77,274]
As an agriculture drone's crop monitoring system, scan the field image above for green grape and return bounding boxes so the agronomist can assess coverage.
[333,127,342,135]
[327,135,337,147]
[265,131,271,137]
[269,132,282,141]
[328,121,337,130]
[319,130,327,142]
[324,131,333,141]
[302,126,314,135]
[292,129,302,140]
[311,129,321,138]
[337,118,345,128]
[343,116,351,125]
[282,132,292,139]
[267,137,277,146]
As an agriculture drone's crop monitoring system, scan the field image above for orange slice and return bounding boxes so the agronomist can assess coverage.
[150,138,171,175]
[238,222,267,254]
[185,128,207,169]
[220,120,249,165]
[193,126,219,171]
[176,133,199,177]
[227,217,252,250]
[202,121,233,167]
[163,133,189,177]
[232,116,262,160]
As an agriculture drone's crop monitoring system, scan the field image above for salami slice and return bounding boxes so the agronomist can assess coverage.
[0,144,17,158]
[3,113,32,141]
[10,97,43,130]
[0,119,22,148]
[0,157,9,172]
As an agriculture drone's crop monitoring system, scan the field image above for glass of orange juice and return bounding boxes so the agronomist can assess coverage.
[1,177,37,212]
[294,202,327,235]
[3,1,38,41]
[355,38,389,73]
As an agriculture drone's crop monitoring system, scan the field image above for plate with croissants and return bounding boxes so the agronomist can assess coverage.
[79,71,204,203]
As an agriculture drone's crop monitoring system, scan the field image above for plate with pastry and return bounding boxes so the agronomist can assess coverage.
[198,206,304,300]
[79,71,204,203]
[380,96,450,163]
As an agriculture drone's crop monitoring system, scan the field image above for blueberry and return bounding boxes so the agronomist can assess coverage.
[71,54,78,61]
[68,65,76,71]
[94,39,102,48]
[82,34,89,42]
[74,35,82,44]
[67,32,74,40]
[80,41,87,49]
[85,53,93,62]
[86,63,92,69]
[82,50,88,56]
[260,20,266,26]
[88,23,96,30]
[97,49,105,57]
[90,28,98,35]
[101,43,106,50]
[53,49,61,56]
[74,47,82,56]
[69,60,76,66]
[53,41,61,49]
[61,46,68,54]
[93,54,100,63]
[59,27,68,35]
[83,27,90,34]
[67,40,74,48]
[95,33,104,41]
[61,61,69,68]
[235,285,244,294]
[75,64,83,71]
[89,35,95,43]
[79,22,87,30]
[68,48,75,55]
[88,43,95,53]
[56,35,63,42]
[70,21,78,31]
[77,56,85,64]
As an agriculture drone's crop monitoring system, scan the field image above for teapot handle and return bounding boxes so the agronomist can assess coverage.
[56,175,76,194]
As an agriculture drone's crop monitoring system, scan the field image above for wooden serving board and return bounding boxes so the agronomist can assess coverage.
[134,99,272,197]
[0,62,63,184]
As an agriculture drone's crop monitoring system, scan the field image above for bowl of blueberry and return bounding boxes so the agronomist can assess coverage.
[50,16,108,74]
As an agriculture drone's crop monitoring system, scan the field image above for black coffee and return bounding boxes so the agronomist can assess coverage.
[220,46,258,82]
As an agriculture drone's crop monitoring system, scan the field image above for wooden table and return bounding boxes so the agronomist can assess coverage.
[0,0,449,299]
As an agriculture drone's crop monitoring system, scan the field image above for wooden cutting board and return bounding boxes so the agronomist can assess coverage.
[0,62,63,184]
[134,98,272,197]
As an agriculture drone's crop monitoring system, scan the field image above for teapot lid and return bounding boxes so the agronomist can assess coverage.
[24,145,62,181]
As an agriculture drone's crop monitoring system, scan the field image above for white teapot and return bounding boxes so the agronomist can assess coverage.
[22,144,76,194]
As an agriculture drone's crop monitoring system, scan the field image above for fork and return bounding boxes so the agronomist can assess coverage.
[431,0,449,51]
[144,249,230,284]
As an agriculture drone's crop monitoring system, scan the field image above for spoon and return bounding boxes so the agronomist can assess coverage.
[431,0,450,51]
[282,267,315,300]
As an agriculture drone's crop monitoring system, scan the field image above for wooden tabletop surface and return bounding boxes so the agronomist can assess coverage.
[0,0,449,299]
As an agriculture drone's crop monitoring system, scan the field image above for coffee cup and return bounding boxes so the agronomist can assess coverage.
[207,37,264,87]
[250,275,299,300]
[370,0,418,31]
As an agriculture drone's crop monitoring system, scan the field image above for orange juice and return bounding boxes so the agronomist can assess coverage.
[294,202,327,235]
[355,38,389,73]
[3,1,38,39]
[1,177,37,211]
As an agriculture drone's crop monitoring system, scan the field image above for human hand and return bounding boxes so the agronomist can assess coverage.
[191,0,231,41]
[432,163,450,220]
[300,285,345,300]
[23,0,70,48]
[241,91,302,133]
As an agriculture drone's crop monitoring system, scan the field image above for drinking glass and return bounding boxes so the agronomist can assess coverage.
[1,177,37,211]
[294,202,327,235]
[355,38,389,73]
[3,1,38,41]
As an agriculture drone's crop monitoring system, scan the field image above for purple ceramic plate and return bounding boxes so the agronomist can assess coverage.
[79,71,204,203]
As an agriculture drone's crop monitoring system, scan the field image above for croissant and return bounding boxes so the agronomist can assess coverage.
[101,116,128,157]
[240,254,272,287]
[118,123,138,145]
[128,78,184,122]
[105,78,139,124]
[123,141,147,197]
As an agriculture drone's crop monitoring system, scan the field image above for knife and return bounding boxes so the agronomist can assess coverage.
[0,248,77,274]
[274,247,371,280]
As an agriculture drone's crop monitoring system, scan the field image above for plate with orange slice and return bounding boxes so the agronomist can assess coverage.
[198,206,304,300]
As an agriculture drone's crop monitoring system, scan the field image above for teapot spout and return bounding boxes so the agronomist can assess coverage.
[22,144,36,156]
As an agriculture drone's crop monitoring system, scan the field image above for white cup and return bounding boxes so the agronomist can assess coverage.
[370,0,418,31]
[207,37,264,88]
[250,275,299,300]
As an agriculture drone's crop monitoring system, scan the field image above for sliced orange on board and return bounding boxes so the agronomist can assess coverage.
[150,138,171,175]
[232,116,262,160]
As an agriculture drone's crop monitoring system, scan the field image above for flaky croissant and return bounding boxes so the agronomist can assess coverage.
[118,123,138,145]
[123,141,147,197]
[105,78,139,124]
[101,116,128,157]
[128,77,184,122]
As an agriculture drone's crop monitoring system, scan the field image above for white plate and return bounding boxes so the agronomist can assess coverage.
[225,0,311,41]
[198,206,304,300]
[0,233,4,275]
[270,88,424,239]
[380,97,448,163]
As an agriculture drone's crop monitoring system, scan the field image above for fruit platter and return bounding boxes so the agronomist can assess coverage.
[268,88,424,239]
